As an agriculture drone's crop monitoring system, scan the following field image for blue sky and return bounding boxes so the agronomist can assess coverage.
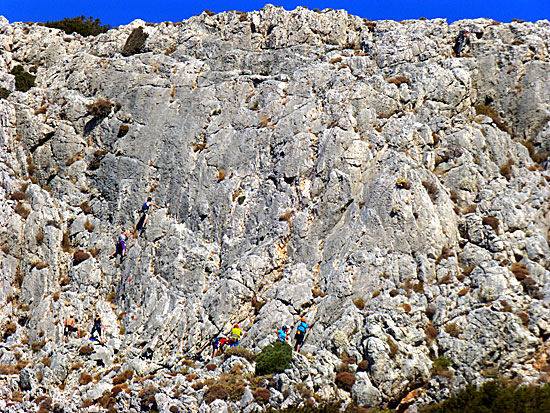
[1,1,549,27]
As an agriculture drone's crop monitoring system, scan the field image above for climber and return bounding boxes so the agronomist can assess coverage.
[109,228,129,260]
[453,28,471,57]
[277,325,289,343]
[229,324,242,347]
[136,196,161,235]
[63,315,79,342]
[90,315,104,344]
[294,317,308,353]
[211,336,229,358]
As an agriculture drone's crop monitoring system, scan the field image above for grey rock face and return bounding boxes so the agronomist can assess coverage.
[0,6,549,412]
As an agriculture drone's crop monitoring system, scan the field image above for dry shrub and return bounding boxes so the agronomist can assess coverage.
[15,202,30,219]
[458,288,469,296]
[112,383,128,395]
[353,297,365,310]
[259,113,270,127]
[445,323,462,338]
[388,76,411,86]
[329,56,343,64]
[89,247,99,258]
[3,323,17,338]
[357,360,370,372]
[80,201,92,214]
[112,369,133,385]
[482,216,500,233]
[0,365,18,376]
[312,286,326,298]
[462,265,475,277]
[87,99,112,119]
[35,262,48,270]
[372,290,381,298]
[84,219,95,232]
[204,384,229,404]
[335,372,356,392]
[511,262,530,280]
[186,373,198,382]
[26,156,36,176]
[59,276,69,287]
[422,180,439,201]
[206,363,217,371]
[435,246,452,265]
[475,105,510,133]
[98,390,116,410]
[66,153,82,166]
[34,105,48,115]
[217,168,226,182]
[37,396,52,413]
[253,387,271,404]
[425,325,439,341]
[500,300,513,312]
[73,250,90,265]
[517,311,529,325]
[40,356,52,367]
[336,362,351,373]
[117,123,129,137]
[9,192,26,201]
[389,289,399,297]
[79,345,94,356]
[223,347,257,362]
[402,303,412,313]
[279,210,294,226]
[500,158,514,180]
[462,204,477,214]
[61,231,71,252]
[71,362,83,371]
[81,399,94,408]
[35,228,44,244]
[191,381,204,390]
[521,140,550,164]
[139,385,158,410]
[404,279,424,294]
[31,339,46,352]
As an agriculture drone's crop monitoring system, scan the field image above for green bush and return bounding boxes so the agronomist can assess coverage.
[423,381,550,413]
[0,88,11,99]
[45,16,110,37]
[255,341,292,376]
[121,27,148,57]
[11,66,35,92]
[433,357,451,370]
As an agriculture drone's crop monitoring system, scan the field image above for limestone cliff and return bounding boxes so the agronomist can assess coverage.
[0,6,549,412]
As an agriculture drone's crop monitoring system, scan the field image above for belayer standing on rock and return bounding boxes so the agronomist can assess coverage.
[277,325,289,343]
[63,315,79,342]
[90,315,104,344]
[136,197,161,236]
[453,28,471,57]
[109,227,129,261]
[294,317,308,353]
[229,324,242,347]
[211,336,229,358]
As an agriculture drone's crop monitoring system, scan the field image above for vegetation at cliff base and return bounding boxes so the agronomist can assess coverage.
[423,380,550,413]
[255,341,292,376]
[45,16,110,37]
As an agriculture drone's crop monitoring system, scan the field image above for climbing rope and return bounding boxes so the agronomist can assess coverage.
[113,227,145,303]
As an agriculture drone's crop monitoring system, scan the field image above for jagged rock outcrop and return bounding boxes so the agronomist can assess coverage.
[0,6,549,412]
